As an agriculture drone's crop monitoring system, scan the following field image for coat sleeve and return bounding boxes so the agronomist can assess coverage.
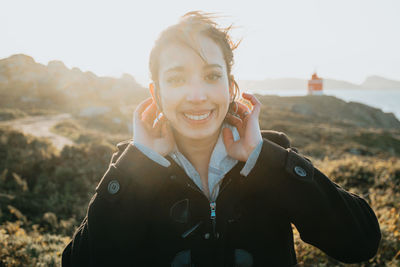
[61,141,169,267]
[249,133,381,263]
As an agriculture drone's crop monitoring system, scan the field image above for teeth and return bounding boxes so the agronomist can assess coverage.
[184,111,211,120]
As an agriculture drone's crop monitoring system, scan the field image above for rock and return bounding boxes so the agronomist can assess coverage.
[348,148,362,155]
[47,60,68,74]
[120,73,137,83]
[347,101,400,129]
[258,94,400,129]
[2,54,36,68]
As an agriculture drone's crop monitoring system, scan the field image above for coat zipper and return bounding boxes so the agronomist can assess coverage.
[186,178,232,239]
[210,201,217,237]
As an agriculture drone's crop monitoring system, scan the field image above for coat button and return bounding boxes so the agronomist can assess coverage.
[170,174,177,180]
[204,233,210,239]
[294,166,307,177]
[107,180,120,194]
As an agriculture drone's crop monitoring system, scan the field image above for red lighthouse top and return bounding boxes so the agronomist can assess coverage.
[308,72,323,95]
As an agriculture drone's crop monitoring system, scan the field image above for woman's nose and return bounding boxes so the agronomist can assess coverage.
[185,79,207,103]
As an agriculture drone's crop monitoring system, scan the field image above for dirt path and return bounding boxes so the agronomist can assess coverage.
[0,113,75,150]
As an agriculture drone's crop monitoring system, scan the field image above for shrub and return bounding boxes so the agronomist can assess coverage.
[0,108,26,121]
[0,220,70,267]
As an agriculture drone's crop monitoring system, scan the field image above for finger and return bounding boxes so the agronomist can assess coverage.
[242,92,261,115]
[235,102,250,118]
[240,111,250,123]
[225,113,243,128]
[222,127,234,149]
[225,113,245,137]
[142,102,158,125]
[135,98,153,115]
[152,113,166,132]
[242,92,261,106]
[134,98,153,122]
[238,97,253,112]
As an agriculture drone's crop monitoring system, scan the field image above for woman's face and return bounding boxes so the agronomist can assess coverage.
[157,35,232,141]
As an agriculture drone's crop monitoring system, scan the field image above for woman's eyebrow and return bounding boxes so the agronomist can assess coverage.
[164,64,222,74]
[203,64,223,70]
[165,66,184,73]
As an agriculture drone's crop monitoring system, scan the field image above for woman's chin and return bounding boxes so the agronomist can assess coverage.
[173,125,222,142]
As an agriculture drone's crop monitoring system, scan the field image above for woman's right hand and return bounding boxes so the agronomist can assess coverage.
[133,97,176,157]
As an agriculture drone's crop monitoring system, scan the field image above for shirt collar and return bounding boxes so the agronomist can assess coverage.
[209,122,240,174]
[168,122,240,195]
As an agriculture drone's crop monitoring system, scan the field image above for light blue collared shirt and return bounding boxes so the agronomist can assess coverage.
[134,123,262,201]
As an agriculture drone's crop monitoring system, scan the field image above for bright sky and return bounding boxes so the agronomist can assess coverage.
[1,0,399,86]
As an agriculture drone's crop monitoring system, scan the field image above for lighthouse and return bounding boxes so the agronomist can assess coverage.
[308,72,323,95]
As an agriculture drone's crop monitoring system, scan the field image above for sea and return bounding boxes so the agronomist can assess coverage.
[251,88,400,121]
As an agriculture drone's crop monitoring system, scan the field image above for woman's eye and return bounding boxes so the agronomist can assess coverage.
[205,73,222,82]
[167,76,185,85]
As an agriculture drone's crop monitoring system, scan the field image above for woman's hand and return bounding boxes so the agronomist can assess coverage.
[133,97,176,157]
[223,92,263,162]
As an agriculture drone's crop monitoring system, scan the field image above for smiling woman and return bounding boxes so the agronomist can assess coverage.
[62,11,381,267]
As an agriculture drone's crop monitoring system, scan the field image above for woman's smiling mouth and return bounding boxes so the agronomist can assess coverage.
[182,110,213,123]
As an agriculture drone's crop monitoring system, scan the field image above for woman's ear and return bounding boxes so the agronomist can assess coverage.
[149,83,163,113]
[149,83,157,101]
[229,75,235,103]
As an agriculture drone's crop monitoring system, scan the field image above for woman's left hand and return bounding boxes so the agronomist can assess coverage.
[223,92,263,162]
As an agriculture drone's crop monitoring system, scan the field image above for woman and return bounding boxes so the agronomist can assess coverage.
[62,11,381,266]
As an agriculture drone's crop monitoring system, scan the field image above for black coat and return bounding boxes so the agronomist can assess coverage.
[62,130,381,266]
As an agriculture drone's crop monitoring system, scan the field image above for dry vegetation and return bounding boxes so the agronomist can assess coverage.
[292,156,400,266]
[1,112,399,266]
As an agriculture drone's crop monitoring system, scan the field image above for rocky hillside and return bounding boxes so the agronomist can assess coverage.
[0,54,148,113]
[257,94,400,129]
[254,94,400,159]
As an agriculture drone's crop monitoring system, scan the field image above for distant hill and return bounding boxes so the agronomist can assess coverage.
[0,54,148,112]
[239,75,400,91]
[361,75,400,89]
